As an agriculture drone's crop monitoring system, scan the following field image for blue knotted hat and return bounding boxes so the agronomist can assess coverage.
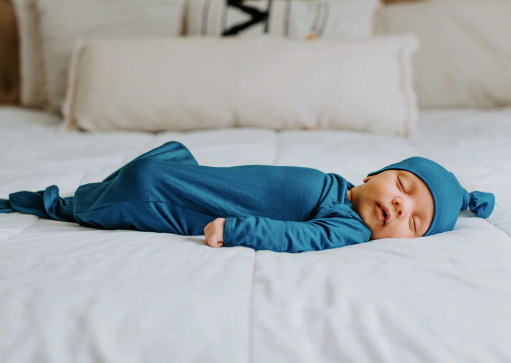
[367,156,495,236]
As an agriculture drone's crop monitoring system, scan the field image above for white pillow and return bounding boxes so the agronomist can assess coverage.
[185,0,378,39]
[375,0,511,109]
[12,0,185,111]
[62,36,418,136]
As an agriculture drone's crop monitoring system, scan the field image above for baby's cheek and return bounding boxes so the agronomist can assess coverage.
[370,223,401,240]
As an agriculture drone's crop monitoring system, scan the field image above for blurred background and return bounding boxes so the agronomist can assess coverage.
[2,0,511,111]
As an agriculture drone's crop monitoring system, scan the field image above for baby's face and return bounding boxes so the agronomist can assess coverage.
[352,169,434,240]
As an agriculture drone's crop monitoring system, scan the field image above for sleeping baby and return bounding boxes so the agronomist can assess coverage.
[0,141,495,253]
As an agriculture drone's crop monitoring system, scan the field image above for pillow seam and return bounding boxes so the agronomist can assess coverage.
[397,39,416,137]
[62,39,86,131]
[28,0,49,110]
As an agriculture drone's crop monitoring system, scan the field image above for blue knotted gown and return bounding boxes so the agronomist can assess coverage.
[0,141,371,253]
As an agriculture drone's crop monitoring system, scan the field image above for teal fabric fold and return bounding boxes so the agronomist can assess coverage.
[0,141,370,253]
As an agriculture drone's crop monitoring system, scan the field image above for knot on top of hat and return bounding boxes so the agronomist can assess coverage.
[466,191,495,219]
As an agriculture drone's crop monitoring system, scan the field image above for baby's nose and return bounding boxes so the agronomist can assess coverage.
[392,199,407,218]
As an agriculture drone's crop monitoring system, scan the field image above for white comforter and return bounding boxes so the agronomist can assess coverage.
[1,107,510,363]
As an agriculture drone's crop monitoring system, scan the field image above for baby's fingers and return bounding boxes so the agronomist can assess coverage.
[211,237,223,247]
[207,237,223,248]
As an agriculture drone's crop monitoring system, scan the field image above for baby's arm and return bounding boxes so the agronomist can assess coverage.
[204,205,371,252]
[222,216,368,253]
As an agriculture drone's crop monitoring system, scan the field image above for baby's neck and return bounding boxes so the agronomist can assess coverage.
[347,185,363,214]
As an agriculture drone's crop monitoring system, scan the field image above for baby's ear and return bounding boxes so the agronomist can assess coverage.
[363,176,372,184]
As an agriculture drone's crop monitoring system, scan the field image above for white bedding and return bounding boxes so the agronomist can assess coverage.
[0,107,510,363]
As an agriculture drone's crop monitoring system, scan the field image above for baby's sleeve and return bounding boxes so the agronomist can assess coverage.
[222,204,371,253]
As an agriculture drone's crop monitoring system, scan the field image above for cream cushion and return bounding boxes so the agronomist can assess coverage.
[12,0,185,110]
[62,36,418,136]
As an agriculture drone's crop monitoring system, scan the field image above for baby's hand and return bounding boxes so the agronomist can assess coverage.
[204,218,225,248]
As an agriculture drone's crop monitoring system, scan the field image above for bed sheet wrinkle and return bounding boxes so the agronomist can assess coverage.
[0,213,39,244]
[1,225,256,363]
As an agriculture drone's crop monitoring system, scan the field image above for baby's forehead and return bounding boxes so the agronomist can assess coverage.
[396,169,420,181]
[399,170,414,176]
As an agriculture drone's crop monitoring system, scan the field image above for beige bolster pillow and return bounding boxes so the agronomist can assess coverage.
[62,36,418,136]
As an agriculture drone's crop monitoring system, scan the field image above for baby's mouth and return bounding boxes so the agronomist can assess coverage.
[377,203,390,224]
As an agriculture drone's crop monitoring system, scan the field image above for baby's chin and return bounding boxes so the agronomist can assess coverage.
[369,229,383,240]
[370,227,420,240]
[369,229,399,240]
[360,212,383,240]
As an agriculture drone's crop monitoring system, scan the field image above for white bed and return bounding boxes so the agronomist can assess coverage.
[1,106,510,363]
